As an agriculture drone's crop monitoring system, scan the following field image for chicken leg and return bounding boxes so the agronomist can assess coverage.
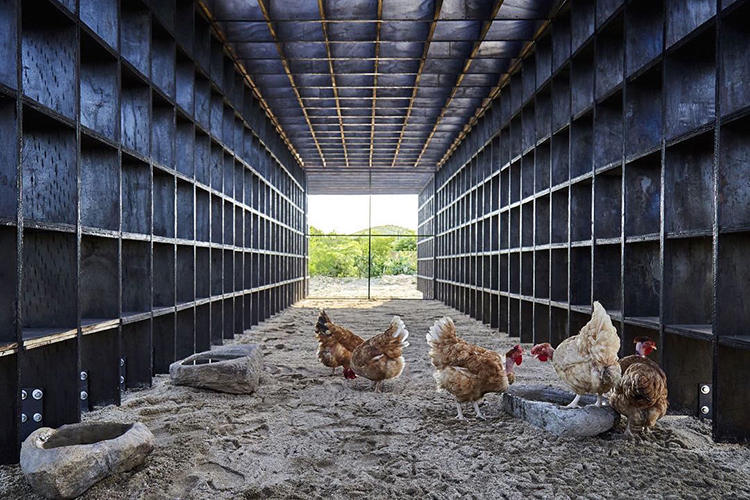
[624,419,633,438]
[454,397,465,420]
[374,380,383,393]
[563,394,582,409]
[473,401,486,420]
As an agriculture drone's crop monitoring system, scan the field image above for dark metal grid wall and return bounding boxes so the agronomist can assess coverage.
[417,180,435,299]
[207,0,557,192]
[419,0,750,442]
[0,0,308,463]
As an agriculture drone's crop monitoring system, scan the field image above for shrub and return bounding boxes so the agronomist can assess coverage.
[309,226,417,277]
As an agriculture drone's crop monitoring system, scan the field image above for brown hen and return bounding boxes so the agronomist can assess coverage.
[427,317,523,420]
[314,310,364,375]
[610,337,668,436]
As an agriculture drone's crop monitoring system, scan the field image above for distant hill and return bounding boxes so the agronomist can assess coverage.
[354,225,416,236]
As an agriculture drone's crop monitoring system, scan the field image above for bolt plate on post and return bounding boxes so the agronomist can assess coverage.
[21,388,44,441]
[120,358,126,392]
[80,371,90,413]
[698,383,712,420]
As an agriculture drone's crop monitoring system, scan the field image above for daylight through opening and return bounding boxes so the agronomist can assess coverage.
[307,195,424,299]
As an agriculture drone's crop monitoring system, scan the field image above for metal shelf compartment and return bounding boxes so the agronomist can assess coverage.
[0,0,307,464]
[417,179,435,300]
[419,0,750,442]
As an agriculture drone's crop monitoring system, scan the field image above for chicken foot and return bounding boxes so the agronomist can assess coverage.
[373,380,383,393]
[562,394,582,409]
[473,401,487,420]
[587,393,607,408]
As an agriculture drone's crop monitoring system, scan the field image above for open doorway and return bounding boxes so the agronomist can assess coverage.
[307,195,422,299]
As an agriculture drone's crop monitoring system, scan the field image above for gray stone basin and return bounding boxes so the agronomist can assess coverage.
[169,344,263,394]
[502,385,618,437]
[20,421,154,499]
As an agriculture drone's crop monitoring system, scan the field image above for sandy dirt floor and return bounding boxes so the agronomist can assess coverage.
[2,298,750,499]
[308,275,423,299]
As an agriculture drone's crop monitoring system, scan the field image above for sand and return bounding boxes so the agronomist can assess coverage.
[308,275,423,299]
[2,298,750,500]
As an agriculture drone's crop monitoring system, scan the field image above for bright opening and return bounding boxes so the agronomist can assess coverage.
[307,194,418,234]
[307,195,422,299]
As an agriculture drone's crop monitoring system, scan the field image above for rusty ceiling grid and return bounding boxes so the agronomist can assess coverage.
[210,0,556,193]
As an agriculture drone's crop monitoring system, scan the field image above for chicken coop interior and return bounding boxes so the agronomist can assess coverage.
[1,0,750,492]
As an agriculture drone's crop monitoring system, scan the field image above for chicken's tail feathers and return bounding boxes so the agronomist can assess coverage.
[390,315,410,348]
[316,310,332,335]
[426,317,456,347]
[591,301,612,331]
[579,301,621,365]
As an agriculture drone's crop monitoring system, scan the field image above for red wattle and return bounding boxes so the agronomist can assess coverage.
[515,355,523,366]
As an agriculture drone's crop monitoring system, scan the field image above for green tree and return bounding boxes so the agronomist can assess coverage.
[393,237,416,252]
[308,226,417,278]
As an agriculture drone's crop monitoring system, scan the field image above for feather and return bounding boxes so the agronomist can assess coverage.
[426,316,456,347]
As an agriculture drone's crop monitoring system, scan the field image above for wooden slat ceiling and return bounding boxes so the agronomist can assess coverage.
[205,0,556,193]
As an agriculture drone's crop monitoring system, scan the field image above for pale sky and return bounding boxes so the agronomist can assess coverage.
[308,195,418,234]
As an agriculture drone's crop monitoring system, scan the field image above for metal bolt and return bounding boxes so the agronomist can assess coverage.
[80,391,88,401]
[120,358,125,367]
[700,385,710,395]
[120,376,125,384]
[32,413,42,422]
[701,405,710,415]
[21,413,27,423]
[80,371,88,381]
[21,390,27,400]
[32,389,43,400]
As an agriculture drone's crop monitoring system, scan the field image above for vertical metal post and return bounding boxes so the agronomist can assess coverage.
[11,0,24,464]
[432,177,437,300]
[657,0,667,379]
[710,0,721,441]
[367,169,372,300]
[74,5,83,427]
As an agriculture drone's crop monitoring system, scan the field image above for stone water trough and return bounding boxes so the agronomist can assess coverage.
[502,385,618,437]
[169,344,263,394]
[20,421,154,499]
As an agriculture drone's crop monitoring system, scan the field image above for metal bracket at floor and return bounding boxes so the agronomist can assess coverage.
[699,383,712,420]
[80,371,89,413]
[21,388,43,441]
[120,358,127,392]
